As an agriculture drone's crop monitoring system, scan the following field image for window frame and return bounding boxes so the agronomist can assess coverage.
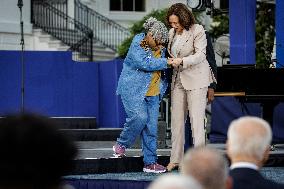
[109,0,145,12]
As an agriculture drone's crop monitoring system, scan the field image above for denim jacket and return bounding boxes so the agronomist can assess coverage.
[117,33,168,109]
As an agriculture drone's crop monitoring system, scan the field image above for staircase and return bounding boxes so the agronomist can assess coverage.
[74,0,130,51]
[32,0,93,61]
[92,42,117,62]
[33,28,70,51]
[33,28,117,61]
[31,0,130,62]
[51,117,169,174]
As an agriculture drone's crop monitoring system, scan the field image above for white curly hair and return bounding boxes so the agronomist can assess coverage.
[143,17,168,44]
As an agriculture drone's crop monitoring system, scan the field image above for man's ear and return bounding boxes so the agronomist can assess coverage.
[226,176,233,189]
[225,140,233,165]
[262,146,270,165]
[225,140,229,155]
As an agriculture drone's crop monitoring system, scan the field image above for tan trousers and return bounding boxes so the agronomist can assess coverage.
[170,76,208,164]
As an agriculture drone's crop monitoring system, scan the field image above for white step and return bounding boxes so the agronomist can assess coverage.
[57,46,70,51]
[93,47,115,55]
[33,28,119,62]
[93,42,114,52]
[38,34,52,43]
[93,51,116,58]
[33,28,45,36]
[48,39,65,48]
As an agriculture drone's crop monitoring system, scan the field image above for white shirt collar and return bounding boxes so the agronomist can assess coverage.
[230,162,259,170]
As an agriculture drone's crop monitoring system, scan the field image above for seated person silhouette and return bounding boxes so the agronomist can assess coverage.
[0,113,78,189]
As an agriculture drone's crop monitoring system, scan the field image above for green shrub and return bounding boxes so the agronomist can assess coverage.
[208,14,229,40]
[118,9,168,58]
[255,2,275,68]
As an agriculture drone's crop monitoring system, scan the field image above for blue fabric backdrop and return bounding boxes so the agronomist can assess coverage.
[0,50,125,128]
[229,0,256,64]
[276,0,284,68]
[1,50,283,140]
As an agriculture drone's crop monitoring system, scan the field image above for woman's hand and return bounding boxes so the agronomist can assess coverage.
[207,88,215,104]
[167,58,174,65]
[172,58,183,67]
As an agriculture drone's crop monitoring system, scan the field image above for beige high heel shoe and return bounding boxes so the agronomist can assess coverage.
[166,163,179,172]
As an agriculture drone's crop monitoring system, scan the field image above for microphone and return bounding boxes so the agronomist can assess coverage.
[17,0,23,9]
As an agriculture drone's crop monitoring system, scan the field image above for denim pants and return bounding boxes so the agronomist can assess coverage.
[117,95,160,165]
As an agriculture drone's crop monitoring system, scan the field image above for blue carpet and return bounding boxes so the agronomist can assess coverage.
[65,167,284,184]
[65,172,162,181]
[261,167,284,184]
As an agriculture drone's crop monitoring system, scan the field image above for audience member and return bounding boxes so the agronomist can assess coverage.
[227,116,284,189]
[181,146,232,189]
[147,173,202,189]
[0,113,78,189]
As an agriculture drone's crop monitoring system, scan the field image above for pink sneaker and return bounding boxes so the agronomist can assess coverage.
[113,143,126,157]
[143,163,166,173]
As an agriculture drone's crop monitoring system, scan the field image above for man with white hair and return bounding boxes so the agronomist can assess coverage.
[227,116,284,189]
[147,173,202,189]
[180,146,232,189]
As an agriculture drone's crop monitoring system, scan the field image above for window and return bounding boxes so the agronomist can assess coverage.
[220,0,228,9]
[110,0,145,12]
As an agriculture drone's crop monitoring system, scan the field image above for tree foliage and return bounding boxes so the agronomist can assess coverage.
[117,9,168,58]
[208,14,229,40]
[255,2,275,68]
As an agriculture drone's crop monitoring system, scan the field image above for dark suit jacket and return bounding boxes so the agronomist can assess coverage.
[230,168,284,189]
[205,31,217,90]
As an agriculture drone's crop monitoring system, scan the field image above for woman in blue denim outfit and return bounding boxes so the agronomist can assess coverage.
[113,17,172,173]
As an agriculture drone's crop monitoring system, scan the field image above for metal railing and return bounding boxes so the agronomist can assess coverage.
[44,0,68,14]
[31,0,93,61]
[74,0,130,51]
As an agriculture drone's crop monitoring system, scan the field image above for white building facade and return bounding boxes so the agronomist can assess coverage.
[0,0,189,50]
[0,0,226,52]
[0,0,33,50]
[80,0,187,28]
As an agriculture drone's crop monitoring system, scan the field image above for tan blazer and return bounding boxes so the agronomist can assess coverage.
[168,24,215,91]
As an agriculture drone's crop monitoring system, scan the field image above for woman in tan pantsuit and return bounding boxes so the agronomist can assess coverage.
[166,3,216,171]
